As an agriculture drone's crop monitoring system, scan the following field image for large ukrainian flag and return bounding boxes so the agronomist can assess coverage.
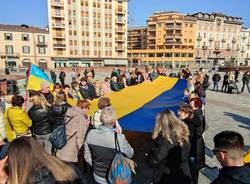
[89,76,187,133]
[27,64,53,91]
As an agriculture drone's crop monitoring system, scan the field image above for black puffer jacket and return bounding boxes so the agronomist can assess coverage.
[51,103,71,128]
[148,136,192,184]
[28,105,53,135]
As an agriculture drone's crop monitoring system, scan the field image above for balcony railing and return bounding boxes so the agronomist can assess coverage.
[221,38,226,42]
[52,13,64,18]
[116,28,125,33]
[209,37,214,41]
[197,36,202,41]
[247,42,250,46]
[116,8,126,14]
[116,18,126,24]
[226,47,231,51]
[0,52,20,59]
[36,42,48,47]
[54,34,66,39]
[232,38,237,43]
[116,37,125,42]
[165,25,182,30]
[53,43,66,48]
[116,46,125,50]
[242,35,247,40]
[52,23,65,28]
[202,46,208,50]
[51,1,63,7]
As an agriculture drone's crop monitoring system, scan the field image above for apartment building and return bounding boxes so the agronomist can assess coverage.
[239,27,250,66]
[190,12,242,67]
[0,24,51,70]
[48,0,128,68]
[127,27,147,50]
[128,11,196,67]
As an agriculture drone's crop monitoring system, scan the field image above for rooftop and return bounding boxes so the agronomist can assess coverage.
[0,24,49,33]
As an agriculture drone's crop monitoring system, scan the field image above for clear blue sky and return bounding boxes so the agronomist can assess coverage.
[0,0,249,28]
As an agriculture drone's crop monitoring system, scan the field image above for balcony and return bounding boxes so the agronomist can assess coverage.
[116,46,125,51]
[165,25,182,30]
[36,42,48,47]
[52,13,64,18]
[52,23,65,29]
[116,36,125,42]
[209,37,214,41]
[53,43,66,49]
[226,47,231,51]
[51,1,64,7]
[221,38,226,42]
[0,52,20,59]
[116,8,126,14]
[247,42,250,46]
[197,36,202,41]
[242,35,247,40]
[116,28,125,33]
[53,34,66,39]
[202,46,208,50]
[165,40,182,45]
[116,18,126,24]
[232,38,237,43]
[241,49,246,53]
[165,33,182,39]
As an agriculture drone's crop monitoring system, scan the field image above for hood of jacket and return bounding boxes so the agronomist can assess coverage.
[219,164,250,184]
[66,106,85,118]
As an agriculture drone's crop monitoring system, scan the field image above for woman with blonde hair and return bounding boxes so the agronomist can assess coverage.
[148,110,191,184]
[5,136,85,184]
[28,91,53,154]
[51,91,71,129]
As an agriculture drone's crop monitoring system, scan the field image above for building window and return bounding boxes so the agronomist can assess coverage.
[22,34,29,41]
[22,46,30,54]
[5,33,12,40]
[5,45,14,54]
[39,47,46,54]
[38,35,45,43]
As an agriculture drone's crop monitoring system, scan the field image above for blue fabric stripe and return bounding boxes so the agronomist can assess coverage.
[29,64,52,83]
[119,79,187,133]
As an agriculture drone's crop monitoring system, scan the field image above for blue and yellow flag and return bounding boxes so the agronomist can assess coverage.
[27,64,53,91]
[89,76,187,133]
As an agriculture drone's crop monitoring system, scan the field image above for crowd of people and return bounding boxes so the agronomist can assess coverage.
[0,65,249,184]
[212,69,250,94]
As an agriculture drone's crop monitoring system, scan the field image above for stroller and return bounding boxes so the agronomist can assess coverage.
[228,81,240,94]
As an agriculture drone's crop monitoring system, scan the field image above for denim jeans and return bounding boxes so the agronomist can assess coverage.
[213,81,219,91]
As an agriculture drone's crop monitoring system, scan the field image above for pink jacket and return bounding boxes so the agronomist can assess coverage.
[101,82,112,96]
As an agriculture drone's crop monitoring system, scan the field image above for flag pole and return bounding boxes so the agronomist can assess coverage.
[24,64,32,110]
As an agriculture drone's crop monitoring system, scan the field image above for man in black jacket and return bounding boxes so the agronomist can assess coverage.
[212,72,221,92]
[211,131,250,184]
[241,71,250,93]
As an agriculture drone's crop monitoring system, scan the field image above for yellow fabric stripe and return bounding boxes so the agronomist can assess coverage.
[88,76,178,119]
[27,75,54,91]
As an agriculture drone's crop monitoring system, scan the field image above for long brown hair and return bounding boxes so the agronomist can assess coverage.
[7,137,77,184]
[152,110,189,146]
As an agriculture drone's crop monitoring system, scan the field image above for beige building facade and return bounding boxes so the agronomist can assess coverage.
[128,11,196,67]
[239,27,250,66]
[190,12,242,67]
[48,0,128,68]
[0,24,52,70]
[128,27,147,50]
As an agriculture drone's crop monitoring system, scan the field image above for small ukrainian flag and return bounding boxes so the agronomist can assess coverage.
[27,64,54,91]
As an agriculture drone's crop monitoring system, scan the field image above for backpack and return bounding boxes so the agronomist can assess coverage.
[49,115,76,149]
[108,133,133,184]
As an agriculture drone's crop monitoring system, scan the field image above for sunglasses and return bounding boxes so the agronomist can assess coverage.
[212,149,227,155]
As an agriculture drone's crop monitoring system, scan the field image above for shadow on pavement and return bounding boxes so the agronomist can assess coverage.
[224,112,250,127]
